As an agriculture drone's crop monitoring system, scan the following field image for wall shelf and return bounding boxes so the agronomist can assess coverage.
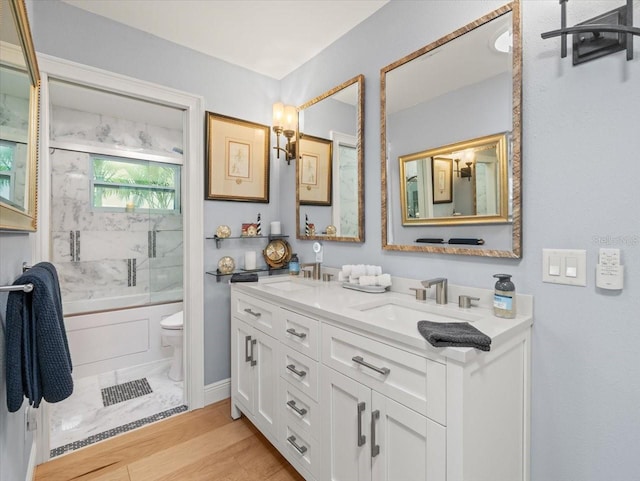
[206,266,289,282]
[206,234,289,249]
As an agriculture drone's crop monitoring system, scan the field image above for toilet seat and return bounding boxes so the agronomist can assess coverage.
[161,311,183,330]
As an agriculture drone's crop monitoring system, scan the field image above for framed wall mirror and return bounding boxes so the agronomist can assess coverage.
[381,1,521,257]
[0,0,40,231]
[296,74,364,242]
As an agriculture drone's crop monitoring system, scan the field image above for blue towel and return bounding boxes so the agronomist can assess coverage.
[5,262,73,412]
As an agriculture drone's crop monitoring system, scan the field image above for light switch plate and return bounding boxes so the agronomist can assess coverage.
[543,249,587,286]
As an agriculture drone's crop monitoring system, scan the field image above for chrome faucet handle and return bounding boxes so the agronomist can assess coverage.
[458,295,480,308]
[409,287,427,301]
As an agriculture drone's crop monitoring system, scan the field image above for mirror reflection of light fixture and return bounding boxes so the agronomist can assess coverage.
[272,102,297,165]
[454,149,475,181]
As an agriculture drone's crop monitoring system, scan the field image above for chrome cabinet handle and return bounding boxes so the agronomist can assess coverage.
[286,328,307,339]
[244,308,262,318]
[244,336,252,363]
[371,410,380,458]
[286,364,307,378]
[286,400,308,417]
[287,435,308,455]
[357,401,366,447]
[250,339,257,366]
[352,356,391,376]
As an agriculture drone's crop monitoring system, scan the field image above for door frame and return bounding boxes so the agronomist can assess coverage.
[33,54,205,463]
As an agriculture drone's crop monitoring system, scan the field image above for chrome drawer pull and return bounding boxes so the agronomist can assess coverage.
[352,356,391,376]
[357,401,366,447]
[286,364,307,378]
[244,308,262,318]
[286,328,307,339]
[249,339,257,367]
[287,435,308,455]
[371,410,380,458]
[286,400,308,417]
[244,336,252,363]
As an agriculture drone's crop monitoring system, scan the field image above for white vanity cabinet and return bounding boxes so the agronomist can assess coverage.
[230,283,532,481]
[321,323,446,481]
[230,293,280,441]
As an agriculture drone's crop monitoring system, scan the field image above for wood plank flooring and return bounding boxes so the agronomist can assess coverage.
[35,399,305,481]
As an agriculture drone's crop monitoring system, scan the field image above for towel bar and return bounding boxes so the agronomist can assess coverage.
[0,283,34,293]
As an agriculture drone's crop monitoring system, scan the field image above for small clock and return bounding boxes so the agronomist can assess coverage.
[263,238,292,269]
[217,256,235,274]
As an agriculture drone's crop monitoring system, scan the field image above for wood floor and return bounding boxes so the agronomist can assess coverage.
[35,399,305,481]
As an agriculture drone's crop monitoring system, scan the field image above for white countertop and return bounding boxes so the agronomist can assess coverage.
[231,274,533,364]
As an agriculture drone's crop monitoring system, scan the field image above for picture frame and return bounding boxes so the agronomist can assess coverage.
[205,112,270,202]
[298,134,332,206]
[431,157,452,204]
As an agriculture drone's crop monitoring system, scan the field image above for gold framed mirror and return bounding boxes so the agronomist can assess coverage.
[399,132,509,225]
[0,0,40,231]
[296,74,364,242]
[381,1,521,257]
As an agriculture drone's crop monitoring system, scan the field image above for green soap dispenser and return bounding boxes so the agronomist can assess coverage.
[493,274,516,319]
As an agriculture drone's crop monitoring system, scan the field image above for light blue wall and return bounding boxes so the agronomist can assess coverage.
[1,1,635,480]
[282,1,640,481]
[0,233,34,481]
[30,0,283,387]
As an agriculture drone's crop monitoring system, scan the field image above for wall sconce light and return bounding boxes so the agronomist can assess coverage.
[272,102,297,165]
[454,149,475,181]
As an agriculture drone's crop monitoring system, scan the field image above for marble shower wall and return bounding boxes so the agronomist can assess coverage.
[50,105,183,158]
[50,148,183,310]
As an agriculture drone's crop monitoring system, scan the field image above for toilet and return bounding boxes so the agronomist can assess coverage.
[160,311,183,381]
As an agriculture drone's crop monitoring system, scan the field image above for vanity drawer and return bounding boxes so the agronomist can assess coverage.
[281,346,318,401]
[279,377,320,442]
[280,308,319,361]
[279,420,320,481]
[321,323,446,424]
[232,292,280,336]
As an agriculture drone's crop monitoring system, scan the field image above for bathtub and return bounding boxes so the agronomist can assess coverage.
[62,296,183,378]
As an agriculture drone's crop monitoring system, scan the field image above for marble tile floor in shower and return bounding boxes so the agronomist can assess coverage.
[50,360,184,456]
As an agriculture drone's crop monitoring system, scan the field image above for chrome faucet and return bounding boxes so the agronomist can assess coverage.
[301,262,321,280]
[421,278,448,304]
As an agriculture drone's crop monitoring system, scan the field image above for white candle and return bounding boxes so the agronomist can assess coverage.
[270,221,281,235]
[244,251,257,270]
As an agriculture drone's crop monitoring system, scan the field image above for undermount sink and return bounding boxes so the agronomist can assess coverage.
[352,299,482,324]
[263,280,311,292]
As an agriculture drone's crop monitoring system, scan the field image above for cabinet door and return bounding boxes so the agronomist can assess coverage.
[321,366,371,481]
[371,392,445,481]
[254,330,279,438]
[231,317,254,415]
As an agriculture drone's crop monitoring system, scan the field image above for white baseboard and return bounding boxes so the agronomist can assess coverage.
[204,378,230,406]
[26,438,36,481]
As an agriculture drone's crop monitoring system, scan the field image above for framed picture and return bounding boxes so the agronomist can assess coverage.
[298,134,332,206]
[431,157,452,204]
[205,112,270,202]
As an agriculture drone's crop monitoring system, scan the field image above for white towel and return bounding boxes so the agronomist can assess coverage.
[350,264,367,279]
[342,265,353,277]
[359,275,377,286]
[376,274,392,287]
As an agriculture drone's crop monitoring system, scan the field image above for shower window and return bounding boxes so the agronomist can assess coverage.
[91,155,181,213]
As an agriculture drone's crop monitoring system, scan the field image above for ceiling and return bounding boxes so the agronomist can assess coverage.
[61,0,389,80]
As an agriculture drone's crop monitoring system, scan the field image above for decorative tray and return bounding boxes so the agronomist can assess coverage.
[342,282,390,294]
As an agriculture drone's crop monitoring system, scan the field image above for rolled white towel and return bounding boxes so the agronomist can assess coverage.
[349,275,359,284]
[376,273,392,287]
[359,275,377,286]
[350,264,367,279]
[365,265,376,276]
[342,265,353,277]
[374,266,382,276]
